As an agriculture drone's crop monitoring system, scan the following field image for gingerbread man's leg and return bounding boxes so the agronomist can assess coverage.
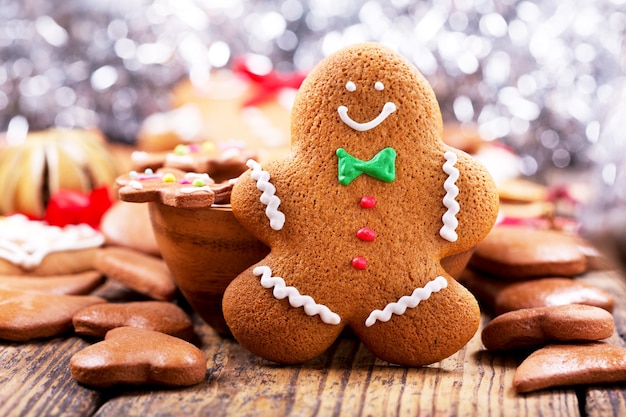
[351,277,480,366]
[222,265,345,364]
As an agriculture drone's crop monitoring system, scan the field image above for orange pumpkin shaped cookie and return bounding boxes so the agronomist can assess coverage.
[223,43,499,366]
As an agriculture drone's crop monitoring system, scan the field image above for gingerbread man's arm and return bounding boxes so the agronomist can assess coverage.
[438,147,499,255]
[231,160,286,243]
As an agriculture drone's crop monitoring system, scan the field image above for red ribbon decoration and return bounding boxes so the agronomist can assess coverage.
[232,55,307,107]
[45,186,113,229]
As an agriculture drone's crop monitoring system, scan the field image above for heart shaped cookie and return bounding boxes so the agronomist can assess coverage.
[70,326,206,387]
[0,288,106,341]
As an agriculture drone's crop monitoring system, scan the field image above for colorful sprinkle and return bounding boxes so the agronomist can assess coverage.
[201,141,216,153]
[351,256,367,270]
[129,180,143,190]
[356,227,376,241]
[144,168,154,175]
[129,170,138,179]
[192,178,205,187]
[360,195,377,209]
[162,173,176,183]
[173,144,189,155]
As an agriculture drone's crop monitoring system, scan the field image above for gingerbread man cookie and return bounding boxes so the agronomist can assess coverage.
[223,43,499,366]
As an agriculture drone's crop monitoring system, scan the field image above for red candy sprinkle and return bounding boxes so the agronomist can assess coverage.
[351,256,367,270]
[360,195,377,209]
[356,227,376,241]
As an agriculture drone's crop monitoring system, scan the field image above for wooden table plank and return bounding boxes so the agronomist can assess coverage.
[0,337,102,417]
[92,313,581,417]
[579,270,626,417]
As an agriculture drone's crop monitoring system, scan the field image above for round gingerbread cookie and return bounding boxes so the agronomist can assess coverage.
[223,43,499,366]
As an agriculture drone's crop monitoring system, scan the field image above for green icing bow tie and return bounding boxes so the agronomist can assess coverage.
[336,147,397,185]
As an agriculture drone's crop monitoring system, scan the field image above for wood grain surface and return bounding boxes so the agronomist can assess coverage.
[1,270,625,417]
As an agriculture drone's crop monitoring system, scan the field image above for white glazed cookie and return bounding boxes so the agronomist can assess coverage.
[0,214,104,276]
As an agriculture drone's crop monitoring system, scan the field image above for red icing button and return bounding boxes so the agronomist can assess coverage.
[360,195,377,209]
[356,227,376,241]
[351,256,367,270]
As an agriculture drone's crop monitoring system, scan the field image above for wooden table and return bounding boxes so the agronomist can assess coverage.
[1,270,625,417]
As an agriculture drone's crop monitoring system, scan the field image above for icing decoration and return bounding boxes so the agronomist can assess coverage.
[246,159,285,231]
[0,214,105,270]
[254,266,341,325]
[346,81,356,92]
[184,172,211,182]
[232,55,307,107]
[180,186,213,194]
[201,141,216,153]
[360,195,377,209]
[365,276,448,327]
[173,144,188,155]
[162,173,176,183]
[374,81,384,91]
[356,227,376,241]
[337,102,397,132]
[131,151,148,162]
[336,147,396,185]
[129,180,143,190]
[351,256,367,270]
[440,151,460,242]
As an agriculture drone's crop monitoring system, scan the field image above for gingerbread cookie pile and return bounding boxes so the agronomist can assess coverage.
[0,214,207,387]
[460,224,624,393]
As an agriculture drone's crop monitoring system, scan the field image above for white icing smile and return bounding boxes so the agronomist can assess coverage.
[338,102,397,132]
[338,80,397,132]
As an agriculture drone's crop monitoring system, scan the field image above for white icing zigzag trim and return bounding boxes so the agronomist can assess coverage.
[440,151,460,242]
[254,266,341,325]
[246,160,285,231]
[365,276,448,327]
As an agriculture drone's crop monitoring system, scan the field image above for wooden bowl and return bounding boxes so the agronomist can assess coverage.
[148,202,269,334]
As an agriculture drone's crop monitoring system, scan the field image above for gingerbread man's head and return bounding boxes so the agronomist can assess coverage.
[291,43,443,160]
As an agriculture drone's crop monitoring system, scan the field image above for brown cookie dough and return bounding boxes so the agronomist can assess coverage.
[513,342,626,393]
[481,304,614,351]
[73,301,194,341]
[0,289,106,342]
[94,247,176,301]
[0,271,103,295]
[469,226,588,279]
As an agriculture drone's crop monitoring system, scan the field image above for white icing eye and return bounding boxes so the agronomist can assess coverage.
[346,81,356,92]
[375,81,384,91]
